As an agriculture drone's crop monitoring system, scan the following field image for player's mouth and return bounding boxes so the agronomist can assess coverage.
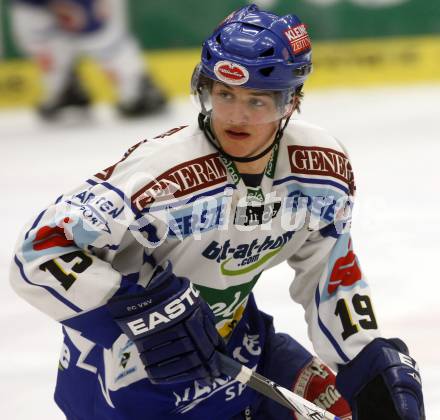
[224,129,251,140]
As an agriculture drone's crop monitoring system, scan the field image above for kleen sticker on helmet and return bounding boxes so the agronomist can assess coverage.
[214,61,250,85]
[284,23,311,55]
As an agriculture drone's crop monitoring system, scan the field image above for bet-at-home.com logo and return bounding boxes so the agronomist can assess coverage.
[202,231,295,276]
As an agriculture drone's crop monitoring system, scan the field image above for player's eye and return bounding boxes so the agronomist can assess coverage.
[249,97,267,108]
[216,90,233,100]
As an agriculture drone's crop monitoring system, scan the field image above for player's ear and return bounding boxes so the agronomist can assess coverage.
[291,85,304,114]
[293,95,300,110]
[291,94,302,114]
[284,95,300,118]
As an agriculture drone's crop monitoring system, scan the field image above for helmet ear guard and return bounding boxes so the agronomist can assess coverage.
[190,64,213,116]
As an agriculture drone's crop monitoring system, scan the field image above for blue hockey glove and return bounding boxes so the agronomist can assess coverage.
[107,264,224,384]
[336,338,424,420]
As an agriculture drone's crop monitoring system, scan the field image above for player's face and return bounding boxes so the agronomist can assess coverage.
[210,82,280,159]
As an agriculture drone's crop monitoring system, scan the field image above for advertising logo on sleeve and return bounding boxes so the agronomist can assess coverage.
[288,145,356,195]
[67,190,124,233]
[22,215,100,262]
[214,61,249,85]
[131,154,227,212]
[32,220,75,251]
[328,240,362,295]
[321,234,367,302]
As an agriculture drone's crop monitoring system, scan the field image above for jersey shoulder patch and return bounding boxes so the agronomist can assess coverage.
[285,120,356,195]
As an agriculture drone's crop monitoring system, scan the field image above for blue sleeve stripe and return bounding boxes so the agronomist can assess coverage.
[186,183,236,204]
[102,244,120,251]
[135,183,236,216]
[314,286,350,363]
[14,255,82,313]
[24,209,47,241]
[86,178,140,216]
[274,175,349,194]
[143,250,157,267]
[85,178,128,204]
[86,178,98,186]
[101,181,128,203]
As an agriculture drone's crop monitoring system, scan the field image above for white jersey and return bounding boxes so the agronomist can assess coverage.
[10,120,380,415]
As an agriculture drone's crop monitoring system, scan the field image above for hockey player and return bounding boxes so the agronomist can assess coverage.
[10,4,424,419]
[10,0,166,119]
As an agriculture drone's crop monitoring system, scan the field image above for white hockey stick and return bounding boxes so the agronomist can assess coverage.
[217,352,342,420]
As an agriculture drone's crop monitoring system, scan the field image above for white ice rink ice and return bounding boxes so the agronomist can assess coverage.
[1,84,439,418]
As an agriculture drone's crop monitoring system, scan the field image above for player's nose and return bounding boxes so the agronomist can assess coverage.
[225,104,250,125]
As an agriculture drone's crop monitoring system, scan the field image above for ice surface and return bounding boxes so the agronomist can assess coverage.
[1,84,438,418]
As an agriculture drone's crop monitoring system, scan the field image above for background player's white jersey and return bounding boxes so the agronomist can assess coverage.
[11,0,146,105]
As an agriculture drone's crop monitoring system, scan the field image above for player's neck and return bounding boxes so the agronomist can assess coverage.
[235,152,272,174]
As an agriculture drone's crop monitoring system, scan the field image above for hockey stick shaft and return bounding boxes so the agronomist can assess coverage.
[217,352,341,420]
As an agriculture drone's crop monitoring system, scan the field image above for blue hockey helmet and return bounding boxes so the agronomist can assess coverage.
[191,4,312,122]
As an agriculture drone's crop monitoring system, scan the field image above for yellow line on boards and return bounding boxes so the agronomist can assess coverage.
[1,35,439,108]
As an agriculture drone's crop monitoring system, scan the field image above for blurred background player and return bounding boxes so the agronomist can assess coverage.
[10,0,167,119]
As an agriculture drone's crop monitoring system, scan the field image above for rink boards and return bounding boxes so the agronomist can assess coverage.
[0,35,439,108]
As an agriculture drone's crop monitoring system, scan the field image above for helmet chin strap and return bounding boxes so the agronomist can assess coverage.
[198,113,290,163]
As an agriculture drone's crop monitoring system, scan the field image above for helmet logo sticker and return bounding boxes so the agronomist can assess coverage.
[214,61,249,85]
[284,23,311,55]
